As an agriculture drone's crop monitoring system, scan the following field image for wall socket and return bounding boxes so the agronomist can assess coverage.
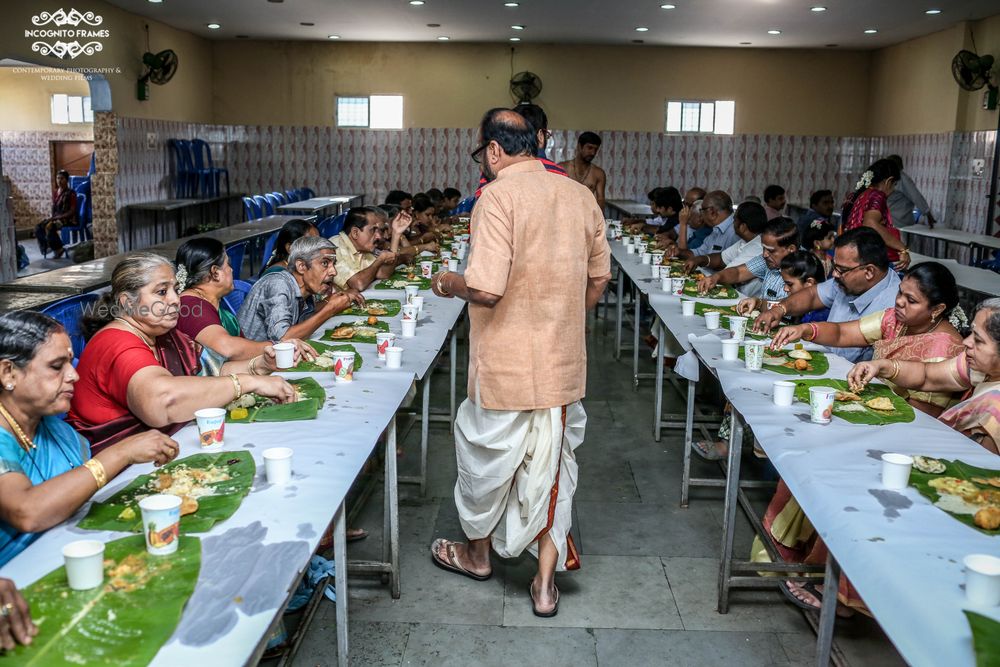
[146,132,158,150]
[972,158,986,178]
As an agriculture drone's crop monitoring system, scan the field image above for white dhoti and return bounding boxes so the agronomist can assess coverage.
[453,398,586,571]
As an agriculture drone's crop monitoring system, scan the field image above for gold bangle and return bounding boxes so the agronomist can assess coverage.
[438,271,451,296]
[886,360,901,381]
[229,374,242,401]
[248,356,260,376]
[83,458,107,489]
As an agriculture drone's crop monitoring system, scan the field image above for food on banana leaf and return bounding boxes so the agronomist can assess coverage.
[913,456,946,474]
[865,396,895,411]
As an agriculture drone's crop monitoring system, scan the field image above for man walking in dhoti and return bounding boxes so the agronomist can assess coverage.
[430,108,611,617]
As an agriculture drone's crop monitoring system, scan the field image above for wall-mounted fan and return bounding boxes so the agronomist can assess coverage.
[137,49,178,101]
[951,49,997,110]
[510,71,542,104]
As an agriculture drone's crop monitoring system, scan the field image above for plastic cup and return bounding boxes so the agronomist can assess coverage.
[660,276,671,292]
[401,304,419,321]
[744,340,765,371]
[704,311,721,329]
[727,315,748,342]
[272,342,295,369]
[448,258,459,272]
[139,494,181,556]
[457,245,467,260]
[659,264,671,278]
[626,243,635,255]
[671,277,686,296]
[194,407,226,448]
[376,332,396,360]
[410,295,425,313]
[681,300,696,317]
[880,453,913,489]
[638,242,649,254]
[651,252,664,266]
[773,380,795,406]
[404,284,420,302]
[331,350,355,383]
[641,252,652,265]
[720,339,740,361]
[401,319,417,338]
[419,261,434,278]
[651,264,661,279]
[440,250,452,261]
[964,554,1000,607]
[62,540,105,590]
[385,346,403,369]
[808,386,836,424]
[263,447,293,485]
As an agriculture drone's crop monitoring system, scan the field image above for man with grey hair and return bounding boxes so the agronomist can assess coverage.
[238,235,363,342]
[669,190,738,260]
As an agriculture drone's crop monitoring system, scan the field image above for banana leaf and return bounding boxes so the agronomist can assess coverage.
[738,348,830,376]
[79,451,255,533]
[374,277,431,290]
[320,319,391,344]
[227,377,325,424]
[965,611,1000,666]
[910,458,1000,536]
[341,298,402,317]
[792,379,915,425]
[291,341,363,372]
[693,303,739,318]
[6,535,200,667]
[682,281,740,300]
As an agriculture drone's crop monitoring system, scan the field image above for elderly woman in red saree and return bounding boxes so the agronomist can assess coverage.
[67,253,296,453]
[755,262,966,615]
[842,158,910,270]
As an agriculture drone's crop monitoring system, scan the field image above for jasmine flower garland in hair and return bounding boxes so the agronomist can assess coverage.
[855,170,874,191]
[949,305,969,331]
[175,265,188,292]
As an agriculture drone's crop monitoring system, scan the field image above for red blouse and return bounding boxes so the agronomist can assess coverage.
[843,188,901,262]
[68,328,162,426]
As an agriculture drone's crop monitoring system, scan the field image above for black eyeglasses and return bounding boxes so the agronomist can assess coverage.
[471,142,489,164]
[832,262,870,276]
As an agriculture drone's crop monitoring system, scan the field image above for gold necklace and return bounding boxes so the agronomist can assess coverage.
[0,401,36,453]
[114,317,155,348]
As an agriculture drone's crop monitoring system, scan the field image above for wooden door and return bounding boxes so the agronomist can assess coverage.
[50,141,94,183]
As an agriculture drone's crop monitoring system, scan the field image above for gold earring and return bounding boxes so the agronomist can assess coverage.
[4,384,12,391]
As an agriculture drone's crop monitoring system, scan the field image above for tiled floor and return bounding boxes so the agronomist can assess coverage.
[288,315,908,666]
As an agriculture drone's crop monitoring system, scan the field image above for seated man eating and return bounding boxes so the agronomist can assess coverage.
[696,217,799,302]
[332,208,401,291]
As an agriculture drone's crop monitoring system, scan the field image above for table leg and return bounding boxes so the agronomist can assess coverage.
[449,333,457,435]
[383,418,400,599]
[716,411,744,614]
[653,317,664,441]
[815,553,841,666]
[632,286,641,390]
[614,265,625,360]
[419,373,431,496]
[333,501,348,666]
[680,379,697,509]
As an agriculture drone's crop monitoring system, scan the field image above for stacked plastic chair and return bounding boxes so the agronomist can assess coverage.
[221,280,253,317]
[42,293,99,360]
[59,193,92,246]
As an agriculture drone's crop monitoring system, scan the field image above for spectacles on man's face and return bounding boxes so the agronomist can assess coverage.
[471,141,489,164]
[832,262,870,277]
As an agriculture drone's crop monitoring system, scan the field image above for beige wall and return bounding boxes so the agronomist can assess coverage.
[0,0,213,123]
[211,41,872,135]
[957,13,1000,133]
[0,69,92,132]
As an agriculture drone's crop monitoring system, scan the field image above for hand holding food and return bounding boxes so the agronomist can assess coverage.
[769,324,806,350]
[119,430,180,467]
[751,308,783,334]
[735,297,760,317]
[245,375,296,404]
[378,251,399,267]
[391,209,413,236]
[0,578,36,650]
[683,256,706,274]
[696,273,720,296]
[847,360,885,392]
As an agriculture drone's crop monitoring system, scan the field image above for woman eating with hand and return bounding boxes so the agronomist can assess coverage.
[771,262,965,416]
[68,253,296,452]
[0,311,180,567]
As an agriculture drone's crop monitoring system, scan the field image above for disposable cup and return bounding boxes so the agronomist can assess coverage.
[401,319,417,338]
[194,407,226,448]
[448,258,459,272]
[651,264,661,279]
[331,350,355,383]
[626,243,635,254]
[744,340,766,371]
[681,300,696,317]
[456,245,467,260]
[772,380,795,406]
[385,346,403,369]
[720,339,740,361]
[880,453,913,489]
[404,285,419,302]
[419,261,434,278]
[401,304,419,321]
[671,277,686,296]
[376,332,396,360]
[808,386,836,424]
[440,250,452,261]
[660,276,671,292]
[964,554,1000,607]
[727,315,748,342]
[62,540,105,590]
[263,447,293,485]
[410,295,425,313]
[641,252,652,265]
[659,264,671,278]
[638,242,649,254]
[139,494,181,556]
[272,342,295,369]
[651,252,664,266]
[704,311,721,329]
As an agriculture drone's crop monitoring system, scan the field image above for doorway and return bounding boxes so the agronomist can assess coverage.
[50,140,94,184]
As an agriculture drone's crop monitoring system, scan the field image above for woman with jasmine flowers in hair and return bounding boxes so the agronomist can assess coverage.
[842,158,910,269]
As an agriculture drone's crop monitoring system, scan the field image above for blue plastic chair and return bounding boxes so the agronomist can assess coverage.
[226,241,248,281]
[60,193,92,246]
[285,190,300,203]
[168,139,196,198]
[42,293,99,360]
[318,211,347,238]
[191,138,230,198]
[264,193,282,214]
[299,187,315,200]
[271,192,288,205]
[221,279,253,317]
[253,194,273,216]
[242,196,261,221]
[262,231,279,267]
[455,195,476,214]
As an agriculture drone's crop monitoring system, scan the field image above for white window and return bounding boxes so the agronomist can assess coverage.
[50,94,93,124]
[665,100,735,135]
[336,95,404,129]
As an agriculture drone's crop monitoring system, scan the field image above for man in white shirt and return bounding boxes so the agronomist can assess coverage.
[886,155,936,228]
[683,201,768,295]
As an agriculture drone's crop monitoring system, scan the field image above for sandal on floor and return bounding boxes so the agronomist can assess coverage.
[780,580,823,611]
[430,538,492,581]
[347,528,368,542]
[692,440,727,462]
[529,582,560,618]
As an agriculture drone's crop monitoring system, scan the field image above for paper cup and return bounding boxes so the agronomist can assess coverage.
[660,276,672,292]
[681,300,696,317]
[659,264,671,278]
[626,243,635,254]
[744,340,765,371]
[401,319,417,338]
[638,242,649,254]
[62,540,105,590]
[262,446,293,485]
[651,264,661,279]
[808,386,836,424]
[641,252,652,265]
[139,494,181,556]
[772,380,795,406]
[880,453,913,489]
[272,342,295,369]
[720,339,740,361]
[331,350,355,383]
[194,407,226,448]
[671,277,686,296]
[651,252,664,266]
[376,332,396,360]
[457,245,467,260]
[419,261,434,278]
[385,346,403,369]
[727,315,748,342]
[704,311,721,329]
[448,258,459,271]
[964,554,1000,607]
[410,295,424,313]
[404,284,420,302]
[401,304,419,321]
[440,250,452,261]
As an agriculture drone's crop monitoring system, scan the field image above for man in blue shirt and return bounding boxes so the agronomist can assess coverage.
[696,217,799,301]
[752,227,900,362]
[671,190,737,259]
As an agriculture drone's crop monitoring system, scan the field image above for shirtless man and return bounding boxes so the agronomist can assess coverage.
[560,132,606,211]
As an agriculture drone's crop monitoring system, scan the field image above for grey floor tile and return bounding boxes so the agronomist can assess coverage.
[347,498,442,564]
[502,554,683,630]
[291,617,410,667]
[662,556,811,633]
[574,459,641,503]
[778,617,907,667]
[594,628,794,667]
[576,501,721,558]
[400,623,598,666]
